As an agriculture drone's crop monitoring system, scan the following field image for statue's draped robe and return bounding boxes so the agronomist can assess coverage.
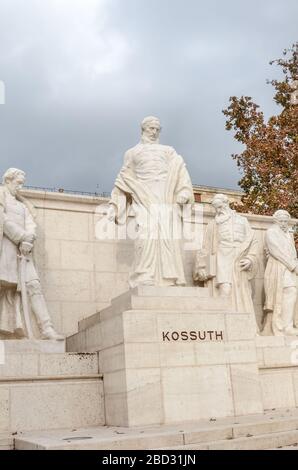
[264,225,297,334]
[0,187,37,336]
[194,211,258,314]
[110,143,194,287]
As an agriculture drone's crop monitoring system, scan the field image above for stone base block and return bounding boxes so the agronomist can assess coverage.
[0,350,104,434]
[67,287,263,427]
[0,379,104,434]
[257,335,298,410]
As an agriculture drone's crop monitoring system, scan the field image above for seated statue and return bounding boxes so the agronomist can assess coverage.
[263,210,298,336]
[0,168,64,340]
[193,194,258,315]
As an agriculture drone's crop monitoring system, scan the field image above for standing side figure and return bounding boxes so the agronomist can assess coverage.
[0,168,64,340]
[108,116,194,287]
[193,194,259,315]
[263,210,298,336]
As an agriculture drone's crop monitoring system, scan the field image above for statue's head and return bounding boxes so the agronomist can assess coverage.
[273,209,291,233]
[141,116,161,144]
[2,168,26,196]
[211,194,230,215]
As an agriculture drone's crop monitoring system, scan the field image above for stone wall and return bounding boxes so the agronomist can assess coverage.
[5,188,296,338]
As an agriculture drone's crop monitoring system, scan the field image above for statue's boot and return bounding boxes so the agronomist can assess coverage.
[30,292,64,341]
[41,323,65,341]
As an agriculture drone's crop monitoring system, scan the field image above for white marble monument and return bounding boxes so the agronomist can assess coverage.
[193,194,258,315]
[67,285,263,427]
[0,168,64,341]
[263,209,298,336]
[108,116,194,287]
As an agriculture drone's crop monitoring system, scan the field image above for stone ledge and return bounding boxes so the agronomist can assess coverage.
[77,288,235,332]
[13,408,298,450]
[0,374,102,383]
[0,340,65,354]
[0,351,100,378]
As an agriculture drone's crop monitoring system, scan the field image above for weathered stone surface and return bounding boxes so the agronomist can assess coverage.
[0,350,104,434]
[68,287,263,427]
[13,408,298,450]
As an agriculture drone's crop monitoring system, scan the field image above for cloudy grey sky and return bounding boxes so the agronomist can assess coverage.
[0,0,297,193]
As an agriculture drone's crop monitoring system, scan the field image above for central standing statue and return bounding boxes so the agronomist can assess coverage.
[108,116,194,287]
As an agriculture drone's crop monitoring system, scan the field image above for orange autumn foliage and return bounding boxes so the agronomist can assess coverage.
[223,43,298,230]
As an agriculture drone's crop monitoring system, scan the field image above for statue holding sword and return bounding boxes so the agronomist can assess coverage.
[0,168,64,340]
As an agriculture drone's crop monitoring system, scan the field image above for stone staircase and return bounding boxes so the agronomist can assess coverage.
[11,409,298,450]
[3,287,298,451]
[0,434,13,450]
[0,340,105,445]
[67,286,232,353]
[75,286,230,330]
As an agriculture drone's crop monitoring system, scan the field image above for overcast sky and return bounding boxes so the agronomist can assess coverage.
[0,0,297,194]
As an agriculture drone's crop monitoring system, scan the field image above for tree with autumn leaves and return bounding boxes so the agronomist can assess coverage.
[223,43,298,222]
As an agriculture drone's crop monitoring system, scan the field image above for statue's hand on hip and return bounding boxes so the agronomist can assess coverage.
[239,258,252,271]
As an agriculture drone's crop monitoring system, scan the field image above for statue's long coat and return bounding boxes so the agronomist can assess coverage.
[0,187,37,335]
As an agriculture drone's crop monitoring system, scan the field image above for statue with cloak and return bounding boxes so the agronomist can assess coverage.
[108,116,194,288]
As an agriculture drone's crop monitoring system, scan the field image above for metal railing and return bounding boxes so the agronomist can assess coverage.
[23,185,110,198]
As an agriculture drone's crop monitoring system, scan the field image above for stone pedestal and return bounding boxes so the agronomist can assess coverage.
[67,286,263,427]
[257,336,298,410]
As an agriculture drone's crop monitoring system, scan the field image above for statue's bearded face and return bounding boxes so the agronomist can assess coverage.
[6,174,25,196]
[142,123,161,143]
[276,215,290,232]
[213,200,230,216]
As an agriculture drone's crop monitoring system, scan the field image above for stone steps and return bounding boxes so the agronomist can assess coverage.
[76,287,231,332]
[162,430,298,450]
[0,349,105,436]
[12,409,298,450]
[271,445,298,450]
[67,286,235,354]
[0,434,14,451]
[0,351,100,379]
